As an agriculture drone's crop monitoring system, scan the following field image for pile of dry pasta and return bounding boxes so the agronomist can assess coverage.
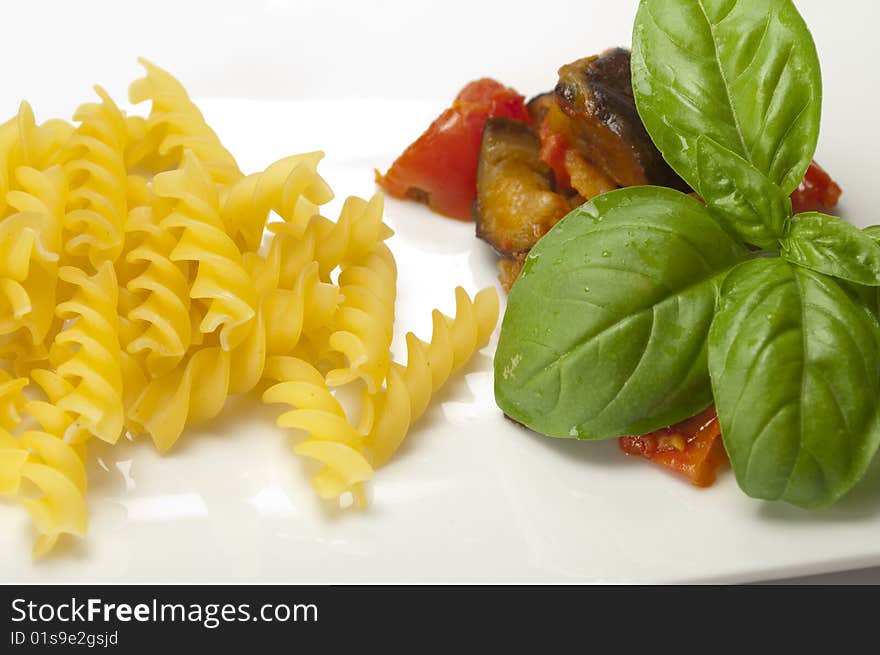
[0,60,499,557]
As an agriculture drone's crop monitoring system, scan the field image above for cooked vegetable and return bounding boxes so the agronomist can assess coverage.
[526,92,555,125]
[474,117,570,256]
[555,48,687,190]
[495,0,880,508]
[563,149,616,201]
[536,104,572,190]
[376,78,531,221]
[498,252,527,293]
[791,161,842,214]
[619,407,726,487]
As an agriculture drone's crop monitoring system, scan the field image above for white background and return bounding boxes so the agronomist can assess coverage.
[2,0,876,231]
[2,0,879,584]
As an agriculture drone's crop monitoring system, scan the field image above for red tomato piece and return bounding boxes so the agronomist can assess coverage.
[537,113,571,189]
[375,78,531,221]
[619,407,727,487]
[790,161,842,214]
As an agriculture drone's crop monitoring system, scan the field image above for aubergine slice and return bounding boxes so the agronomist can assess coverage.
[555,48,688,190]
[474,117,571,257]
[526,92,556,126]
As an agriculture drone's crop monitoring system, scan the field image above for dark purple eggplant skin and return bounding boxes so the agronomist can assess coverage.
[526,92,556,126]
[555,48,689,191]
[473,117,571,257]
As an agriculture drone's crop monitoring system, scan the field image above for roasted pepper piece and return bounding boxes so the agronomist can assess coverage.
[619,407,727,487]
[376,78,531,221]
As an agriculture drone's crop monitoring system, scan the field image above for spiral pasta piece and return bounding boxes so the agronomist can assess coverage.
[1,103,72,219]
[0,427,29,496]
[366,287,499,468]
[156,149,257,350]
[1,165,66,276]
[0,164,67,350]
[326,241,397,392]
[0,105,72,364]
[262,356,372,507]
[221,152,333,252]
[128,58,242,185]
[128,346,230,453]
[61,87,128,266]
[16,430,88,557]
[0,61,504,556]
[310,194,392,278]
[0,115,17,218]
[123,200,193,376]
[33,262,124,444]
[130,252,344,451]
[0,369,27,432]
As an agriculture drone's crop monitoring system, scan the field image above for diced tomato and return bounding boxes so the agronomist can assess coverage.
[791,161,842,214]
[619,407,727,487]
[376,78,531,221]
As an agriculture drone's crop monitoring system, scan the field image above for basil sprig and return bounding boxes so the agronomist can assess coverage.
[709,257,880,507]
[494,0,880,507]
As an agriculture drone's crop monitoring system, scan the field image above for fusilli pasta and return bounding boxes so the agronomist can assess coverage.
[221,152,333,252]
[0,164,67,351]
[263,356,373,507]
[122,199,193,376]
[13,430,88,557]
[0,61,500,557]
[60,87,128,266]
[155,149,257,350]
[325,241,397,393]
[33,262,124,445]
[128,58,242,185]
[365,287,499,467]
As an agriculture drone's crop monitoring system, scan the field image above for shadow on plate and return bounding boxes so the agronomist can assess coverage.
[758,455,880,523]
[515,421,634,468]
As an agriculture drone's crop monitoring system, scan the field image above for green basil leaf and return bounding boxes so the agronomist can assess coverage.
[863,225,880,243]
[632,0,822,196]
[697,134,791,248]
[829,231,880,318]
[838,279,880,321]
[709,257,880,507]
[781,212,880,286]
[494,186,748,440]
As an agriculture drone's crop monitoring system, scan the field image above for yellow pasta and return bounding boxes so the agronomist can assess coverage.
[326,241,397,393]
[221,152,333,252]
[61,87,128,266]
[16,430,88,557]
[37,263,124,444]
[365,287,500,467]
[0,427,29,496]
[156,150,257,350]
[0,61,501,557]
[263,356,373,507]
[128,58,242,185]
[128,346,231,453]
[1,103,73,213]
[122,199,193,376]
[0,164,67,351]
[0,369,27,432]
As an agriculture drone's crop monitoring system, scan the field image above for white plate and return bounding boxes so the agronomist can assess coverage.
[2,0,880,583]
